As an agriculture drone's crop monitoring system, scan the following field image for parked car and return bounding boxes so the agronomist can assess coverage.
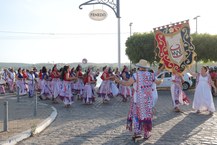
[156,71,193,90]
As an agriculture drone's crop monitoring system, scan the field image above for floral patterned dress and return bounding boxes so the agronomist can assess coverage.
[127,71,155,136]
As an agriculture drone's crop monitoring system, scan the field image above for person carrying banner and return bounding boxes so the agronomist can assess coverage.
[170,68,190,112]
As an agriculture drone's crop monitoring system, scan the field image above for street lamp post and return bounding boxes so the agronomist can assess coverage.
[129,22,133,36]
[79,0,121,69]
[194,16,200,34]
[193,15,200,73]
[129,22,133,70]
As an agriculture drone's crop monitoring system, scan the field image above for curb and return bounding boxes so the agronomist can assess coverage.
[0,104,57,145]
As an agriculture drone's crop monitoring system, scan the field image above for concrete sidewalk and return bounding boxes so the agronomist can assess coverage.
[0,93,57,145]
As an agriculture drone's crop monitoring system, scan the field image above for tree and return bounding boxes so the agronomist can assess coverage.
[192,33,217,62]
[125,32,156,64]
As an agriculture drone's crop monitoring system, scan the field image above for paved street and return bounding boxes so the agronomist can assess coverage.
[18,89,217,145]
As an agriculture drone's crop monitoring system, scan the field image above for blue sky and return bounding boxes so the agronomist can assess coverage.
[0,0,217,64]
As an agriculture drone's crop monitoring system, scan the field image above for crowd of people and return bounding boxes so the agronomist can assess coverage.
[0,60,216,140]
[0,64,138,105]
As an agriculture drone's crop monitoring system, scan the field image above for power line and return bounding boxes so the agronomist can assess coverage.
[0,30,129,36]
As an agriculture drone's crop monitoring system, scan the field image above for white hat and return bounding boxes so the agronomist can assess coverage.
[135,59,150,69]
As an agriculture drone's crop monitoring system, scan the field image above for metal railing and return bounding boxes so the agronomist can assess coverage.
[0,91,52,143]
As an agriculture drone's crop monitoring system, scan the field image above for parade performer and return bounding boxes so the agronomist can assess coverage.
[59,65,77,107]
[170,69,190,112]
[98,66,114,103]
[119,66,132,102]
[7,68,16,93]
[74,65,84,100]
[39,66,52,100]
[51,64,61,103]
[115,59,163,140]
[27,69,36,97]
[0,75,6,94]
[16,68,27,95]
[70,67,77,95]
[150,64,165,109]
[83,68,96,104]
[189,66,216,115]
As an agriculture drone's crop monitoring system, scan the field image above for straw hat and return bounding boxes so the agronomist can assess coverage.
[135,59,150,69]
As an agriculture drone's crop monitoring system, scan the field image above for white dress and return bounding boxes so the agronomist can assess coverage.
[152,78,158,107]
[193,74,215,112]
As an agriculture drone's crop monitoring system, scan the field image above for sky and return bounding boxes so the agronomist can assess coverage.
[0,0,217,64]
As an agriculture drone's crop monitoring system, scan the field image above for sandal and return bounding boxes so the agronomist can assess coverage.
[144,132,151,140]
[132,135,142,139]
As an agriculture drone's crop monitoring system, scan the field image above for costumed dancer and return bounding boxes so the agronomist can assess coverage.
[170,69,190,112]
[151,64,165,109]
[114,67,121,91]
[39,66,52,100]
[91,68,100,101]
[7,68,16,93]
[108,67,119,97]
[74,65,84,100]
[59,65,77,107]
[83,68,96,104]
[27,69,36,97]
[33,67,39,92]
[22,69,29,93]
[115,59,163,140]
[119,66,132,102]
[70,67,76,95]
[38,69,43,91]
[98,66,115,103]
[51,64,61,103]
[0,75,6,94]
[2,68,8,84]
[16,68,27,95]
[189,66,216,115]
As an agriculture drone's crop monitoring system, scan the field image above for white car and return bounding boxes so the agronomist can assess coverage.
[156,71,193,90]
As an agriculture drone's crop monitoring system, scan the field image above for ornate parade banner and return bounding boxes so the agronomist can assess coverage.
[153,20,196,73]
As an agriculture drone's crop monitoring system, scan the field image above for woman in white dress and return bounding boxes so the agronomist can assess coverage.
[189,66,216,115]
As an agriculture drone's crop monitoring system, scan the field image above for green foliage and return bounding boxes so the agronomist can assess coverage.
[125,32,156,64]
[192,33,217,62]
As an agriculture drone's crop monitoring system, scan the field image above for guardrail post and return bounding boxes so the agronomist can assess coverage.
[17,87,20,102]
[34,92,37,116]
[3,101,8,132]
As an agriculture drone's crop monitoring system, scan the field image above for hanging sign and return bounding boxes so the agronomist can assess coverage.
[89,9,108,21]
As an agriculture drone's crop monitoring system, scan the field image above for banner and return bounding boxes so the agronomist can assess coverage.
[153,20,196,73]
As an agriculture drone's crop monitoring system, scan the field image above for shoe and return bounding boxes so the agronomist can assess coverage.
[209,111,214,115]
[196,110,200,114]
[105,96,110,101]
[132,135,142,139]
[174,107,180,112]
[38,95,43,100]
